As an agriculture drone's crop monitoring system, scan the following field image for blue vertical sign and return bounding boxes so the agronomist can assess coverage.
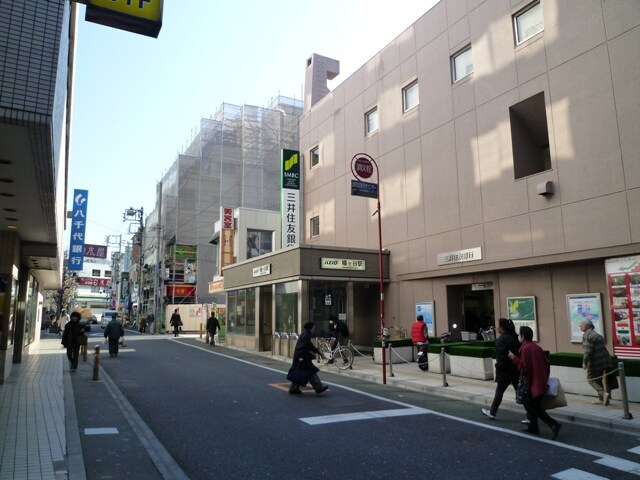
[68,189,89,271]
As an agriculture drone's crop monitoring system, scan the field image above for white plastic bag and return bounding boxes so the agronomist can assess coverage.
[546,376,559,397]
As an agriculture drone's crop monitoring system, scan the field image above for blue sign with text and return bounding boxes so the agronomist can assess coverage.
[68,189,89,271]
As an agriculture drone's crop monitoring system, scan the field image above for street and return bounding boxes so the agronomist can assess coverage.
[72,334,640,480]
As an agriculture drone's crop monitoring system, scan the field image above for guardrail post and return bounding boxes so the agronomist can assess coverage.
[388,344,394,377]
[619,362,633,420]
[93,346,100,381]
[441,347,448,387]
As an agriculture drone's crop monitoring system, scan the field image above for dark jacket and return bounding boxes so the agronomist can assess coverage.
[170,313,182,327]
[494,331,520,382]
[512,341,550,398]
[292,328,320,374]
[206,315,220,333]
[61,320,84,349]
[104,319,124,341]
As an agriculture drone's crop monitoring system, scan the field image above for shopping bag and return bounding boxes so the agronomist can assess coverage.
[516,371,530,404]
[286,365,310,386]
[118,337,127,348]
[541,381,567,409]
[547,376,559,396]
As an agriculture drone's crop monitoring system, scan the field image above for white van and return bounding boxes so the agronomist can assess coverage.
[101,310,119,329]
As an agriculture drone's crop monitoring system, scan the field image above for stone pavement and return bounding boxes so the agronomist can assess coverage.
[2,336,640,480]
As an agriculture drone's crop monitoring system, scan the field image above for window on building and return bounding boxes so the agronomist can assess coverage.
[310,216,320,238]
[510,92,551,179]
[246,229,273,259]
[514,1,543,45]
[365,107,379,134]
[310,146,319,168]
[402,80,419,112]
[452,46,473,82]
[105,270,112,277]
[91,269,100,277]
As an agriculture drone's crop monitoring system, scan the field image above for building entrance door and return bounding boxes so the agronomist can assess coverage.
[446,284,495,339]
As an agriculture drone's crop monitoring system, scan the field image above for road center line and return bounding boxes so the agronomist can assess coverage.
[301,407,430,425]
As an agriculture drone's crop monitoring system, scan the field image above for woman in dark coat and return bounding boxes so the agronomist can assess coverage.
[288,321,328,395]
[482,318,520,419]
[509,326,562,439]
[61,311,84,372]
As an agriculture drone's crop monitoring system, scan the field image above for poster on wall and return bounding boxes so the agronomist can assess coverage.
[415,301,434,336]
[507,296,538,341]
[606,255,640,358]
[567,293,603,343]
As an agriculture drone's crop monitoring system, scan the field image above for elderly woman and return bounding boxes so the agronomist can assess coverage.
[288,321,328,395]
[61,311,85,372]
[580,320,613,405]
[509,326,562,440]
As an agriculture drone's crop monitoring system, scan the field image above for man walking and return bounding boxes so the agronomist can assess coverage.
[104,313,125,358]
[170,308,182,337]
[581,320,613,405]
[206,312,221,346]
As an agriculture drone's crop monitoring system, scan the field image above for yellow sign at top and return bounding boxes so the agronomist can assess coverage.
[89,0,162,22]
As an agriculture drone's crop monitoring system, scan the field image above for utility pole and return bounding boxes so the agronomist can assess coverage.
[105,234,123,313]
[123,207,144,323]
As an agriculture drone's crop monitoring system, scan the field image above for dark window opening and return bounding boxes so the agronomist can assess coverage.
[510,92,551,179]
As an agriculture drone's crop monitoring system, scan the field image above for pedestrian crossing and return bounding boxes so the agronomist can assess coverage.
[552,448,640,479]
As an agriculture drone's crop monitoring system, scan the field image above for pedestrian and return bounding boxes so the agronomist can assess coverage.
[206,312,221,346]
[59,309,70,338]
[104,313,125,357]
[509,326,562,440]
[139,315,147,333]
[288,321,328,395]
[61,311,84,372]
[147,311,155,334]
[328,316,349,364]
[411,314,428,344]
[580,320,613,405]
[482,318,520,419]
[170,308,183,337]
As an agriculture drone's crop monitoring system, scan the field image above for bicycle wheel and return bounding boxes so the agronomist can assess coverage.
[335,346,354,370]
[318,342,331,365]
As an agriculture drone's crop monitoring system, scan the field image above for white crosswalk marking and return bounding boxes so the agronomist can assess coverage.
[552,469,608,480]
[629,446,640,455]
[300,407,429,425]
[595,455,640,475]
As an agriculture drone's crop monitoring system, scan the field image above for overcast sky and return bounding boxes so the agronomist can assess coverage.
[69,0,439,249]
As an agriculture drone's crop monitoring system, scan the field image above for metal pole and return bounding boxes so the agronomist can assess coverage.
[441,347,448,387]
[375,175,386,385]
[388,343,394,377]
[92,346,100,381]
[619,362,633,419]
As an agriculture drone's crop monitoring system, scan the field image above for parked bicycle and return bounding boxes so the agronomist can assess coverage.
[478,326,495,341]
[317,337,354,370]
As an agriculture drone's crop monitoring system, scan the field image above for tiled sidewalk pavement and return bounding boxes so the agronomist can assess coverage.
[0,339,68,480]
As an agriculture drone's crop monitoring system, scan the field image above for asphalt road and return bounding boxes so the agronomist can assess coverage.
[73,333,640,480]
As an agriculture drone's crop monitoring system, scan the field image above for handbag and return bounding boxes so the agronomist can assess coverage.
[118,336,127,348]
[541,380,568,409]
[286,364,311,386]
[516,371,531,404]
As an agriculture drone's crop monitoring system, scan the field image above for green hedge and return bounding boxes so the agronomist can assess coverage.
[426,342,468,354]
[448,345,494,358]
[550,352,640,377]
[372,338,414,348]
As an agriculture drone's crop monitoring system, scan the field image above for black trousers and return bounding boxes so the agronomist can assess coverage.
[66,345,80,370]
[108,339,119,356]
[524,394,559,432]
[489,378,518,416]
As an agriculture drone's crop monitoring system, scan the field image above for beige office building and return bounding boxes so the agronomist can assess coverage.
[300,0,640,356]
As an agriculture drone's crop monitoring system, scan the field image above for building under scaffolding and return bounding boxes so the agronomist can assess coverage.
[142,96,303,321]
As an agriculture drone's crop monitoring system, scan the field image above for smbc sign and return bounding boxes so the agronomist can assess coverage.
[85,0,163,38]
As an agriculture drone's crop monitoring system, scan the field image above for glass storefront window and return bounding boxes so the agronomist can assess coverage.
[308,281,347,337]
[276,282,298,334]
[246,288,255,335]
[227,290,237,333]
[226,288,254,336]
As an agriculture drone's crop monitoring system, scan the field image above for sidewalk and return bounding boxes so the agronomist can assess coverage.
[2,337,640,480]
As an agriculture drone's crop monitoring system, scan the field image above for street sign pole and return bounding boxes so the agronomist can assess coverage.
[351,153,386,385]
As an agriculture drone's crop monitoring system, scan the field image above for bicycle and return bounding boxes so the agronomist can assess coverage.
[317,337,354,370]
[478,326,495,341]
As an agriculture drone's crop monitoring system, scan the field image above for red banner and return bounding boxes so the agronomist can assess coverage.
[78,277,111,287]
[166,285,196,297]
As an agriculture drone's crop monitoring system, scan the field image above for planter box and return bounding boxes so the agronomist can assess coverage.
[373,346,413,364]
[427,352,450,373]
[449,355,494,380]
[550,365,640,402]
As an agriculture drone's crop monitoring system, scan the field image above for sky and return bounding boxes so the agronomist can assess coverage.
[69,0,439,250]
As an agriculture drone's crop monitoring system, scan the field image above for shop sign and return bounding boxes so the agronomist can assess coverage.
[68,189,89,271]
[166,285,196,297]
[78,277,112,287]
[281,149,300,248]
[437,247,482,266]
[84,244,108,259]
[209,279,224,294]
[171,245,197,259]
[606,255,640,358]
[222,207,233,230]
[320,258,366,271]
[85,0,163,38]
[252,264,271,277]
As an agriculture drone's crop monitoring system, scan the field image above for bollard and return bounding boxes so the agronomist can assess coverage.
[619,362,633,420]
[199,323,203,339]
[93,346,100,381]
[388,344,394,378]
[441,347,448,387]
[82,343,87,362]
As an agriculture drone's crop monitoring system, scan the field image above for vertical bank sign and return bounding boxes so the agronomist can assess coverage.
[281,149,300,248]
[68,189,89,271]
